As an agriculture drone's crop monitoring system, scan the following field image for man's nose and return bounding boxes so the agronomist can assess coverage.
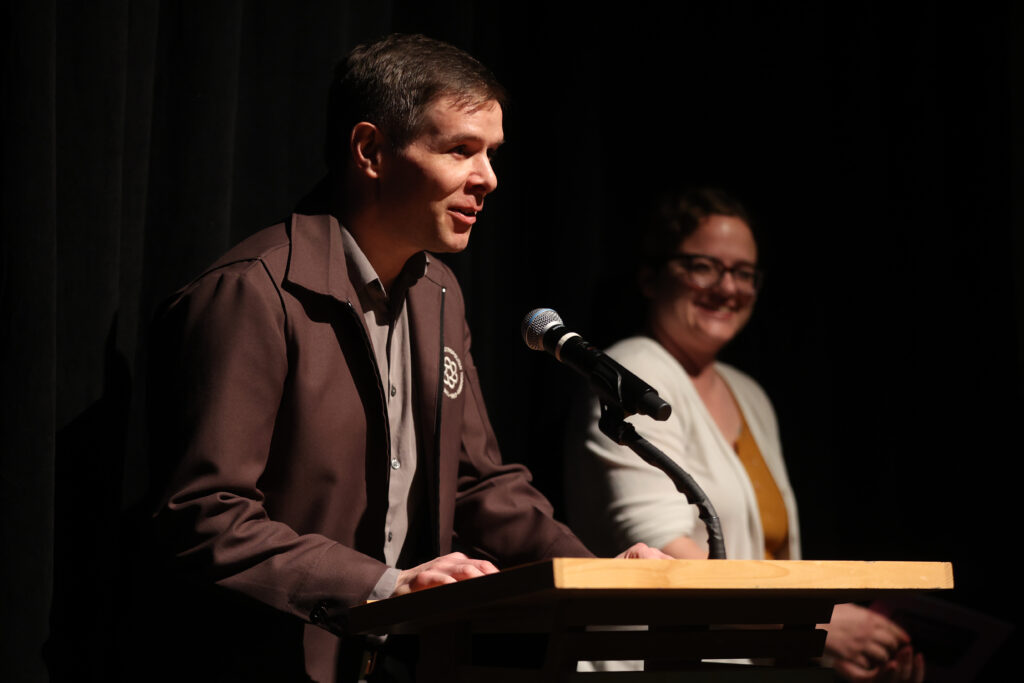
[470,155,497,195]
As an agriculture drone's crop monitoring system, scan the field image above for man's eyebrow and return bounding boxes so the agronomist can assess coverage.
[436,133,505,148]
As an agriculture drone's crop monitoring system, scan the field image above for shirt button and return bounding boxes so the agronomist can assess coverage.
[390,384,397,397]
[391,458,400,470]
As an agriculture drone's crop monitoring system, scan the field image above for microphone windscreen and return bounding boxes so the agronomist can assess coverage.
[521,308,563,351]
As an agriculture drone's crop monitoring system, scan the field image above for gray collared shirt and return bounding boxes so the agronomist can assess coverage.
[340,227,427,599]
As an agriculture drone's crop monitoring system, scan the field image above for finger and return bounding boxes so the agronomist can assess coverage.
[394,571,457,596]
[873,614,911,644]
[437,551,469,562]
[395,554,475,596]
[617,542,672,559]
[448,562,489,581]
[861,640,894,667]
[437,558,498,577]
[912,652,925,683]
[894,646,913,680]
[870,631,905,656]
[617,542,647,559]
[395,554,500,597]
[863,611,909,647]
[844,649,874,671]
[865,615,907,653]
[410,570,458,591]
[615,543,643,559]
[429,552,494,570]
[469,559,499,574]
[832,657,879,682]
[444,556,502,578]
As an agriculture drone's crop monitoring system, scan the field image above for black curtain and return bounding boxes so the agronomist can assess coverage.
[2,2,1020,681]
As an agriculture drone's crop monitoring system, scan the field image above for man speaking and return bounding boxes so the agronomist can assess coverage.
[149,33,663,682]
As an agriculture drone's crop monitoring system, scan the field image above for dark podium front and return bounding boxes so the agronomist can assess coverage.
[348,558,953,682]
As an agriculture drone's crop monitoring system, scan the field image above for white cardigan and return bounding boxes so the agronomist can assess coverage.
[565,336,801,560]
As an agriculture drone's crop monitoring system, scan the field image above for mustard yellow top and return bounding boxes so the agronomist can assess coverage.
[734,413,789,559]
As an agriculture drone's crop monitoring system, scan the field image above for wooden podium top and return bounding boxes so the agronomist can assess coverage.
[349,558,952,635]
[545,558,952,590]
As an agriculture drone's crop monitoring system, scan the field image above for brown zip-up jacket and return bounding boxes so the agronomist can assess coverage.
[150,212,591,681]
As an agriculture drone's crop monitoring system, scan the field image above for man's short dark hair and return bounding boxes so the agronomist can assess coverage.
[325,33,508,171]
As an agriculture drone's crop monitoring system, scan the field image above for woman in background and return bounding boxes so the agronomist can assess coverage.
[565,188,923,681]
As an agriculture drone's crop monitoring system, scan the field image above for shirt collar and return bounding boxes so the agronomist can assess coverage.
[340,226,429,314]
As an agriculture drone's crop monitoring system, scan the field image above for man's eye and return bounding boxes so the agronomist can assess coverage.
[450,145,469,157]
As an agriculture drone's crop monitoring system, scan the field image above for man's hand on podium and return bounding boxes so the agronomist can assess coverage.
[614,542,673,559]
[391,544,669,598]
[392,552,499,597]
[825,603,925,682]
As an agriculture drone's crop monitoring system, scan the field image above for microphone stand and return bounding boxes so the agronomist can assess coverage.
[597,402,727,560]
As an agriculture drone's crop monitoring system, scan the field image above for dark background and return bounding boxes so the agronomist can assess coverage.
[2,1,1020,680]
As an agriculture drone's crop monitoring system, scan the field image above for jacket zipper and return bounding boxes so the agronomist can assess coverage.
[430,287,445,558]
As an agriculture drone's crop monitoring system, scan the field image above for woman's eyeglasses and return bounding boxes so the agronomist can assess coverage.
[665,253,763,294]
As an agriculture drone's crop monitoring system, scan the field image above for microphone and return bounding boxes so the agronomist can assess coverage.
[521,308,671,421]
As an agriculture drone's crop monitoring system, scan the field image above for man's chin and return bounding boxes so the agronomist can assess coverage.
[437,230,473,254]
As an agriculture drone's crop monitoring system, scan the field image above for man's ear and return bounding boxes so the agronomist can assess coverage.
[350,122,386,179]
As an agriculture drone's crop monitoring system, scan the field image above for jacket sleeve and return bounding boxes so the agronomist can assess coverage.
[451,316,594,565]
[150,260,387,633]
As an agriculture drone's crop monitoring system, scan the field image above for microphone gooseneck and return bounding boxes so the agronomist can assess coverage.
[522,307,726,559]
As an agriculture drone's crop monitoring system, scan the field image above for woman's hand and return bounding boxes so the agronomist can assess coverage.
[824,603,924,681]
[615,542,673,559]
[661,535,709,559]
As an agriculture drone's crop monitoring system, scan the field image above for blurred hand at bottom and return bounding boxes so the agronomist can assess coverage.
[825,603,924,682]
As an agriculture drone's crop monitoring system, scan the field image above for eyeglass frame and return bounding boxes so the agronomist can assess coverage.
[663,252,764,293]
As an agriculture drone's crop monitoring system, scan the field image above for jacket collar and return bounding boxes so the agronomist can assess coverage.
[285,212,355,304]
[286,209,445,477]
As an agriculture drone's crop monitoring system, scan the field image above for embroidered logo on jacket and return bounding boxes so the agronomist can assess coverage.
[442,346,464,399]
